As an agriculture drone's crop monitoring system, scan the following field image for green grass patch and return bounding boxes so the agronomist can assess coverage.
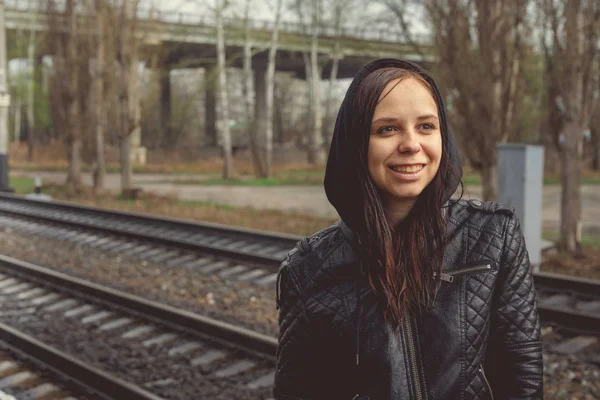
[11,164,200,175]
[177,200,240,211]
[194,177,322,186]
[9,177,34,195]
[156,173,324,186]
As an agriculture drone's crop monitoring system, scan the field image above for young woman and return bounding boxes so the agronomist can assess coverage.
[274,59,543,399]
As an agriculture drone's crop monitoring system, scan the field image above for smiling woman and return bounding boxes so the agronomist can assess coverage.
[274,59,543,400]
[366,73,442,224]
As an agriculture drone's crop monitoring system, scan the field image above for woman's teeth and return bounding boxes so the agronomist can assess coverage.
[391,165,424,174]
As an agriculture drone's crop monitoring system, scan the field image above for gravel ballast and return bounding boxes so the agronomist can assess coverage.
[0,226,598,398]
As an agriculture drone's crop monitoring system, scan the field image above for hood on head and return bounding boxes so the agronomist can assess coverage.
[323,58,462,231]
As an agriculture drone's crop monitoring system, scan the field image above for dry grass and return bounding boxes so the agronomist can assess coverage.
[9,142,325,177]
[16,180,600,280]
[42,183,336,237]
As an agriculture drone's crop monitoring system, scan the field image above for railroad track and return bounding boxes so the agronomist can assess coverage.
[0,344,88,399]
[0,193,297,268]
[0,254,276,399]
[0,193,598,336]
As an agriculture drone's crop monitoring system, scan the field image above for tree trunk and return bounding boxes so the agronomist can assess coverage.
[65,0,82,192]
[307,1,324,165]
[252,69,268,177]
[129,58,142,154]
[556,0,589,254]
[264,0,283,178]
[119,135,132,191]
[559,119,582,253]
[324,48,340,148]
[275,93,285,145]
[14,100,21,144]
[94,2,106,190]
[594,138,600,170]
[242,0,253,123]
[67,135,82,194]
[26,13,35,161]
[480,160,498,201]
[242,0,264,177]
[215,1,234,179]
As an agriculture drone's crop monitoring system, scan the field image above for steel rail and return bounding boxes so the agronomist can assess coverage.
[536,307,600,334]
[1,193,600,334]
[0,254,278,359]
[533,271,600,298]
[0,193,299,267]
[0,322,164,400]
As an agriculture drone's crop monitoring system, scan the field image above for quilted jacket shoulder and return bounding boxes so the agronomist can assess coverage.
[275,222,347,311]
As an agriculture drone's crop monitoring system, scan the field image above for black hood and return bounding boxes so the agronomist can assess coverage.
[324,58,463,231]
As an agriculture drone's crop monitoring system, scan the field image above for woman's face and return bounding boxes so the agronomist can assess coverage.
[367,77,442,212]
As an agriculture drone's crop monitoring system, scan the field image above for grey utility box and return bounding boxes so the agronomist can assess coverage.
[497,144,544,270]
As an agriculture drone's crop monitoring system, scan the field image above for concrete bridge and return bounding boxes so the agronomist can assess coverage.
[5,0,433,78]
[3,0,434,155]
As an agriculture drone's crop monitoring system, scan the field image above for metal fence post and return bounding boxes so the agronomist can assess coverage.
[497,144,545,271]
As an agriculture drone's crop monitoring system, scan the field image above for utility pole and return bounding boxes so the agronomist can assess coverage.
[0,1,12,192]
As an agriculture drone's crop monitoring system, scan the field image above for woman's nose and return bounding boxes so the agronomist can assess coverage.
[398,131,420,154]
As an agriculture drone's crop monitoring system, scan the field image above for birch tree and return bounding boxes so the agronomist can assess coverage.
[215,0,235,179]
[241,0,266,175]
[540,0,600,253]
[304,0,325,165]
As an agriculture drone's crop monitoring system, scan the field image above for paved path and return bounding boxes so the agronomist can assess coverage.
[13,170,600,236]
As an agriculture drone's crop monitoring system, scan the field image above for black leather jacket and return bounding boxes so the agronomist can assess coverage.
[274,199,543,400]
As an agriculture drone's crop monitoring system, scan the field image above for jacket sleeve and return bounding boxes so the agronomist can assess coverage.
[273,254,317,400]
[489,213,543,399]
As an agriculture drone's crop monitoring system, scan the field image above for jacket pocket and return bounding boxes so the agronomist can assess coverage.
[478,364,494,400]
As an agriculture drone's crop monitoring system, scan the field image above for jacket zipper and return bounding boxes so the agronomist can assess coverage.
[479,365,494,400]
[404,317,425,400]
[434,263,492,282]
[450,264,491,276]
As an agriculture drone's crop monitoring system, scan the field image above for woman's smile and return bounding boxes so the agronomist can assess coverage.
[389,163,426,179]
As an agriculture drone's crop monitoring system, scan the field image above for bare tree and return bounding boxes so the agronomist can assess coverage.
[387,0,530,201]
[540,0,600,253]
[26,9,37,161]
[323,0,362,146]
[216,0,235,179]
[263,0,283,177]
[93,0,107,189]
[241,0,266,176]
[113,0,142,194]
[46,0,89,194]
[306,0,325,165]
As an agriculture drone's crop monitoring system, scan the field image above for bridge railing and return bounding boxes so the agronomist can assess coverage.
[4,0,431,44]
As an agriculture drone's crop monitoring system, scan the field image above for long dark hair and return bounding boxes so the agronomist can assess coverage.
[354,67,461,326]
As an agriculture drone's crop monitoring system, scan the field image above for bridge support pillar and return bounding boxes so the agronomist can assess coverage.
[160,69,170,141]
[205,70,217,146]
[253,67,267,151]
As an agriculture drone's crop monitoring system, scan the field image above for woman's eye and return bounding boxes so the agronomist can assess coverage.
[376,125,396,134]
[419,123,436,131]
